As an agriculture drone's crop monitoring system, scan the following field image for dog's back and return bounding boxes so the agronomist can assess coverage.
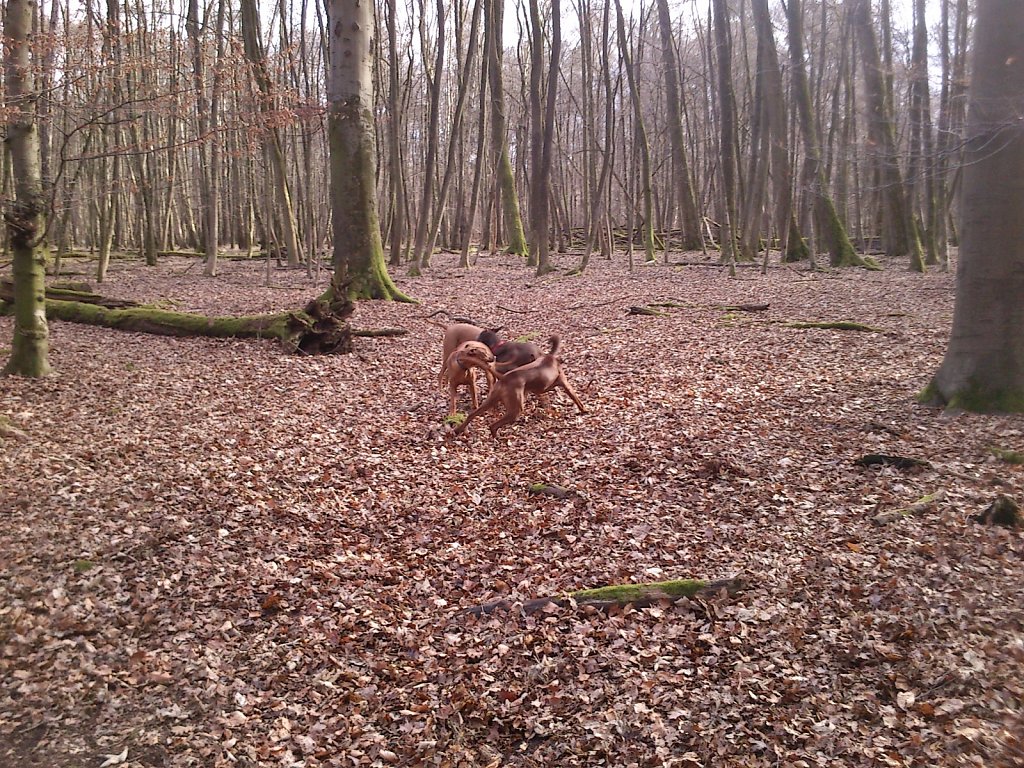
[442,323,483,371]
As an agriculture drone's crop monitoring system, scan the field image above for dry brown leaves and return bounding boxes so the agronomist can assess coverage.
[1,252,1023,767]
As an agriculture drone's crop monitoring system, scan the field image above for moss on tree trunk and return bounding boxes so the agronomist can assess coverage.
[0,293,354,354]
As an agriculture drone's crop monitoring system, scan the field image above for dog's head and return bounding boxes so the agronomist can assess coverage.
[477,329,503,351]
[455,340,495,369]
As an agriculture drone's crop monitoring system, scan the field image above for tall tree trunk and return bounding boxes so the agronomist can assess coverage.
[851,0,925,271]
[572,0,615,275]
[750,0,804,264]
[385,0,406,268]
[528,0,561,275]
[3,0,52,377]
[425,0,483,265]
[239,0,303,268]
[411,0,446,271]
[712,0,740,272]
[459,10,490,269]
[784,0,865,267]
[909,0,939,266]
[327,0,412,301]
[485,0,528,256]
[614,0,654,263]
[654,0,702,252]
[926,0,1024,411]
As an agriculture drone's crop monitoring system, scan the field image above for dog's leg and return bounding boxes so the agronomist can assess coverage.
[468,373,479,410]
[488,388,525,437]
[454,391,500,436]
[556,373,587,413]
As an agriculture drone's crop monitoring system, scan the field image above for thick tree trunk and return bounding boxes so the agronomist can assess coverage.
[926,0,1024,412]
[3,0,52,377]
[327,0,411,301]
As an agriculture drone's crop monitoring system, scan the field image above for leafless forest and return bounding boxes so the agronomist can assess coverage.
[3,0,965,273]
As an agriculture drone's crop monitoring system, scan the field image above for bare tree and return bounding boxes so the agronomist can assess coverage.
[784,0,865,267]
[3,0,51,376]
[614,0,654,264]
[851,0,925,271]
[654,0,703,253]
[485,0,528,256]
[326,0,411,300]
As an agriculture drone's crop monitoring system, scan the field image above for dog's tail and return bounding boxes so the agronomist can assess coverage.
[548,335,561,356]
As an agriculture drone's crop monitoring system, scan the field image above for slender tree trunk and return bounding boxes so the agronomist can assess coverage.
[712,0,739,273]
[486,0,528,256]
[654,0,702,252]
[240,0,303,267]
[411,0,446,271]
[614,0,654,263]
[751,0,804,264]
[425,0,483,264]
[528,0,561,275]
[3,0,52,377]
[386,0,406,268]
[851,0,925,271]
[784,0,865,267]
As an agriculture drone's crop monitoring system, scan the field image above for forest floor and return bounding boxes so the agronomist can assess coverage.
[1,250,1023,768]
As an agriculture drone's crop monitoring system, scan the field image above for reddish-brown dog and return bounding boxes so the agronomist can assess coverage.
[439,340,496,416]
[441,323,485,371]
[453,336,586,437]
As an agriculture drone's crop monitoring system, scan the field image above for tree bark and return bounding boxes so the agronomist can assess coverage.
[654,0,702,253]
[784,0,865,268]
[851,0,925,271]
[240,0,304,268]
[529,0,561,275]
[0,295,353,355]
[926,0,1024,411]
[411,0,446,271]
[327,0,412,301]
[3,0,52,377]
[614,0,655,264]
[486,0,528,256]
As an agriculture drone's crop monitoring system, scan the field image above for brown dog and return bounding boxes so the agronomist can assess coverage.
[439,340,496,415]
[454,336,586,437]
[442,323,485,370]
[477,329,543,373]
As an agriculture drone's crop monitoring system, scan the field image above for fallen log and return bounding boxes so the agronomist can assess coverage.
[787,320,883,332]
[464,577,743,618]
[0,292,354,354]
[719,303,769,312]
[872,489,946,525]
[627,305,666,317]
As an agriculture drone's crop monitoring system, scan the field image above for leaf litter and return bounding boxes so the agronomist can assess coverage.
[1,252,1022,767]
